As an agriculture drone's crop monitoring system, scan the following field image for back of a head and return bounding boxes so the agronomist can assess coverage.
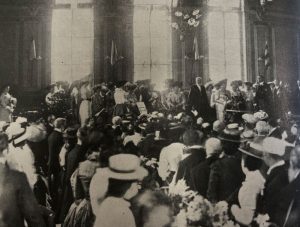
[205,138,221,157]
[222,140,239,155]
[54,118,66,129]
[213,120,225,133]
[182,129,200,146]
[88,130,106,151]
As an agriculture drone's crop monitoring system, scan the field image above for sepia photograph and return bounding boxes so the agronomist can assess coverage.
[0,0,299,226]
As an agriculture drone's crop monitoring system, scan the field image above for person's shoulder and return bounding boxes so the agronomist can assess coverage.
[5,166,27,183]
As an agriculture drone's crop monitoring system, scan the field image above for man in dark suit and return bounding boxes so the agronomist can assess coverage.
[47,117,66,214]
[60,127,88,222]
[0,132,45,227]
[257,137,294,226]
[268,118,282,139]
[190,138,222,197]
[187,77,210,121]
[207,125,245,203]
[254,75,272,113]
[175,129,206,186]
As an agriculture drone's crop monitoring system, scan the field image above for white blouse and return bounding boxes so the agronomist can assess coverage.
[114,88,127,104]
[93,196,136,227]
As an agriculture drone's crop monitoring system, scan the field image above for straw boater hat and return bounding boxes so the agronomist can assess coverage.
[263,137,294,157]
[218,123,244,143]
[90,154,148,203]
[239,137,294,160]
[238,138,264,159]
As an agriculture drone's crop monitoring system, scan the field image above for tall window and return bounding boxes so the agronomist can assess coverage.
[133,0,172,90]
[51,0,94,83]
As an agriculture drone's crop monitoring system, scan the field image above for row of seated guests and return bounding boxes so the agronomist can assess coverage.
[0,108,300,227]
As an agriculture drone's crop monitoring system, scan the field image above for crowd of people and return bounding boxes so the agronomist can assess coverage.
[0,74,300,227]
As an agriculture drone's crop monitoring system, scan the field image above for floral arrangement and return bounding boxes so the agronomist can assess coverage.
[140,156,160,190]
[46,88,72,118]
[171,9,202,41]
[161,179,240,227]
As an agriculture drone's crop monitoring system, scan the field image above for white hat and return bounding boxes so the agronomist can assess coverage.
[263,137,292,156]
[26,124,47,143]
[112,116,122,125]
[90,154,148,205]
[196,117,204,125]
[106,154,148,180]
[255,121,270,136]
[254,111,269,121]
[15,117,27,125]
[242,114,258,124]
[6,123,25,141]
[202,122,210,129]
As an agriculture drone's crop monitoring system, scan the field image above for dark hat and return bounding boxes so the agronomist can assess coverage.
[145,122,158,135]
[230,80,242,87]
[218,123,244,143]
[93,84,102,92]
[244,82,253,87]
[63,127,78,139]
[115,81,127,88]
[214,79,227,87]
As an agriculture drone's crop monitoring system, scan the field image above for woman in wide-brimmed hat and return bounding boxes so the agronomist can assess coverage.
[90,154,148,227]
[231,138,265,226]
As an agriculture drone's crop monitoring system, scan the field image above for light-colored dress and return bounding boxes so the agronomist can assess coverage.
[79,84,92,126]
[93,197,136,227]
[231,169,265,225]
[212,89,230,122]
[5,143,37,189]
[0,93,14,122]
[113,88,127,116]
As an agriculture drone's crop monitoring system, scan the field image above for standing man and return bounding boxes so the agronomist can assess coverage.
[47,118,66,216]
[254,75,272,113]
[187,76,210,121]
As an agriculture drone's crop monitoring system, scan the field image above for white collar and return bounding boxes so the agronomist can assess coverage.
[187,145,203,149]
[268,127,278,136]
[267,160,285,175]
[54,128,62,133]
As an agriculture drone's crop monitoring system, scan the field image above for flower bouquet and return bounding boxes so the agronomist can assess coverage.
[162,179,240,227]
[171,9,202,41]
